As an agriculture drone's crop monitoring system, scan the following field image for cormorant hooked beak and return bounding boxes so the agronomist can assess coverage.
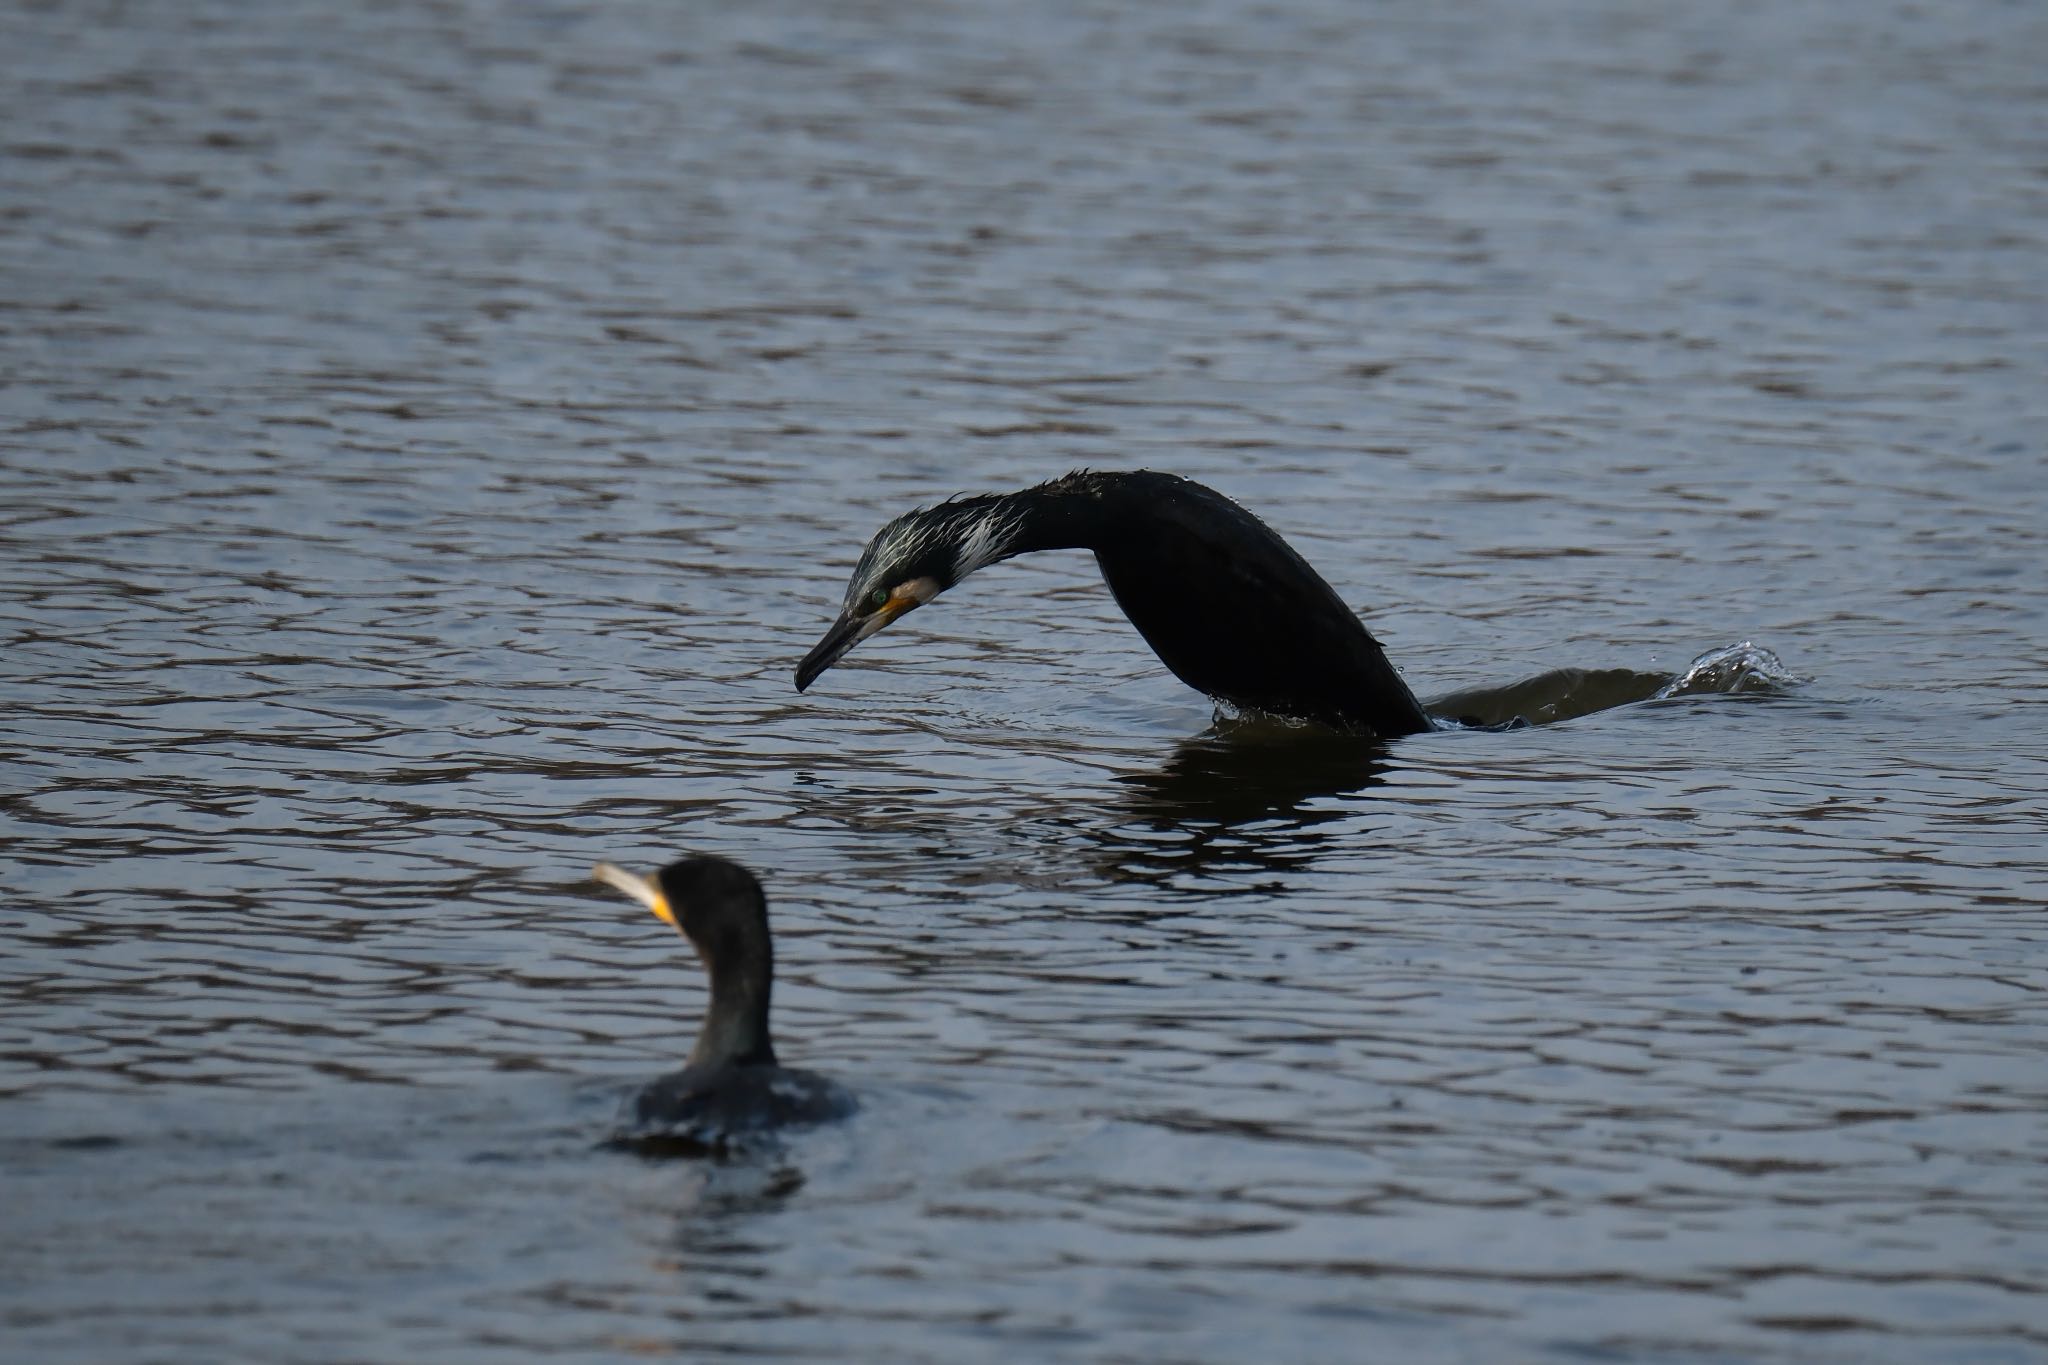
[593,862,678,929]
[794,578,940,692]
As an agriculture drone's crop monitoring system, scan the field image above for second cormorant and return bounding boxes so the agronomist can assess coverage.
[593,855,854,1147]
[795,470,1434,738]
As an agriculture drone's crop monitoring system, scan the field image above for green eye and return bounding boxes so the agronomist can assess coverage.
[867,587,890,610]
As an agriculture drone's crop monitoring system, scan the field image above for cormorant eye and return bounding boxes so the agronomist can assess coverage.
[867,587,891,611]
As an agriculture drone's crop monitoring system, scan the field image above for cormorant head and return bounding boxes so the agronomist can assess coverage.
[593,855,772,981]
[794,495,1019,692]
[594,855,778,1070]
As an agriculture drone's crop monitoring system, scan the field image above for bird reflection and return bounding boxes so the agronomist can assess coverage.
[1090,723,1395,889]
[1118,722,1392,827]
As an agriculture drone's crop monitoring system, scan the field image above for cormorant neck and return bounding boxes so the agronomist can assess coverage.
[688,958,777,1070]
[962,474,1129,574]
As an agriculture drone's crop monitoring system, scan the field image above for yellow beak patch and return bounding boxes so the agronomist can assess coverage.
[592,862,677,928]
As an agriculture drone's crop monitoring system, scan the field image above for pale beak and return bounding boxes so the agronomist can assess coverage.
[592,862,676,928]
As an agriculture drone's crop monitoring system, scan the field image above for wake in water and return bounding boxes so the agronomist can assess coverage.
[1424,641,1801,730]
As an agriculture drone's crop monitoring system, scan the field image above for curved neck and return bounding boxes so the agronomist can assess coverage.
[689,956,777,1069]
[963,476,1127,574]
[1012,497,1115,556]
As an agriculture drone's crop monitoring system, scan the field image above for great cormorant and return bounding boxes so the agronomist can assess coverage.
[592,856,854,1146]
[795,470,1433,738]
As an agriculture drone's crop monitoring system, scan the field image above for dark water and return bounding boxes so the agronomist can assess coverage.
[4,0,2046,1360]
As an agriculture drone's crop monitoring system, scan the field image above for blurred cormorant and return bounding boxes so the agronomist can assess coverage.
[592,856,854,1147]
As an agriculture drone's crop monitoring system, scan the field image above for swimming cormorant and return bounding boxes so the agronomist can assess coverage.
[592,856,854,1146]
[795,470,1433,738]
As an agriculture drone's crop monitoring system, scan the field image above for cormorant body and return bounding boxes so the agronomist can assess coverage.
[592,856,854,1148]
[796,470,1432,738]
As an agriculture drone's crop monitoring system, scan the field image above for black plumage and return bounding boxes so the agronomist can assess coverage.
[592,856,854,1148]
[796,470,1432,738]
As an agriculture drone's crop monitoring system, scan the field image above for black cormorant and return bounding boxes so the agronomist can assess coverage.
[795,470,1434,738]
[592,855,855,1146]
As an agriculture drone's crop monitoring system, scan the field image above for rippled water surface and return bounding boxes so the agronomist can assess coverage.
[5,0,2046,1360]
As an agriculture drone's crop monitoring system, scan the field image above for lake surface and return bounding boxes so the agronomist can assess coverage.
[3,0,2045,1360]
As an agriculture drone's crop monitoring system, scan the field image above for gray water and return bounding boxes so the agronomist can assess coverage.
[4,1,2046,1360]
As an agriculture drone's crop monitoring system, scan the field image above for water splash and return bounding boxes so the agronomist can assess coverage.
[1654,641,1803,699]
[1425,642,1801,729]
